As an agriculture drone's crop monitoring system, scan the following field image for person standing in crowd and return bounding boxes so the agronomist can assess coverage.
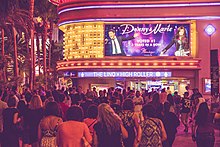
[69,87,78,105]
[2,97,20,147]
[75,86,86,102]
[38,86,46,98]
[185,86,193,97]
[167,94,175,113]
[38,102,63,147]
[96,90,108,104]
[173,91,181,118]
[166,87,172,94]
[138,104,167,147]
[162,102,180,147]
[190,89,203,122]
[93,103,128,147]
[58,93,69,120]
[127,90,135,99]
[107,87,114,100]
[115,88,124,106]
[17,100,29,147]
[52,86,60,102]
[81,91,95,116]
[133,91,144,112]
[160,88,167,104]
[57,106,92,147]
[84,105,98,137]
[122,89,127,99]
[192,102,220,147]
[180,92,191,133]
[92,87,98,98]
[28,95,44,147]
[0,89,7,145]
[119,99,140,147]
[11,85,21,100]
[110,96,122,115]
[149,92,162,118]
[142,89,150,104]
[190,88,202,103]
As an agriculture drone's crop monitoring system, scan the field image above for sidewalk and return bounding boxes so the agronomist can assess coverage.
[173,123,220,147]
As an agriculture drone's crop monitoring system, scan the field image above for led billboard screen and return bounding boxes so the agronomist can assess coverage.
[104,23,190,56]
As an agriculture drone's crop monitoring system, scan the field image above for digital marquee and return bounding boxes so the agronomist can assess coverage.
[104,23,190,57]
[78,72,172,78]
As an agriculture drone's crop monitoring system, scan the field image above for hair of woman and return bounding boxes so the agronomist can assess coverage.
[86,105,98,119]
[152,93,160,107]
[7,96,17,107]
[66,106,84,121]
[45,101,61,117]
[29,95,43,110]
[167,94,174,106]
[97,103,121,135]
[175,26,187,38]
[164,102,171,114]
[122,98,134,111]
[195,102,209,125]
[17,100,27,115]
[142,104,156,118]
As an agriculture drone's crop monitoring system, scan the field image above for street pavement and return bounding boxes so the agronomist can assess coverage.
[173,123,220,147]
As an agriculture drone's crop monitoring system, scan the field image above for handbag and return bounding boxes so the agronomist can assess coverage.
[82,137,91,147]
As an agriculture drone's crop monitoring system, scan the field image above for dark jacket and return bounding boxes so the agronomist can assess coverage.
[105,36,134,56]
[163,37,189,53]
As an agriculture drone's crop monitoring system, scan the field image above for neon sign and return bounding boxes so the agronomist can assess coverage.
[78,72,172,78]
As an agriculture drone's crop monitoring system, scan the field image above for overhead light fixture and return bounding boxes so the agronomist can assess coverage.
[205,24,216,36]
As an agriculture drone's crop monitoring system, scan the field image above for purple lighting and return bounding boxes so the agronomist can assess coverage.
[205,24,216,36]
[58,2,220,14]
[59,16,220,26]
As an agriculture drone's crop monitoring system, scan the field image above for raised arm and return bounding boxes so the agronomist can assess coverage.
[159,120,167,141]
[162,38,175,53]
[214,113,220,119]
[121,124,128,139]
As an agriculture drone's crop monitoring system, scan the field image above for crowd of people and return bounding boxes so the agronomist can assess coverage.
[0,84,219,147]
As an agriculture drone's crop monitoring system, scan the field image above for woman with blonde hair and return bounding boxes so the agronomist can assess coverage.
[38,101,63,147]
[93,103,128,147]
[27,95,44,147]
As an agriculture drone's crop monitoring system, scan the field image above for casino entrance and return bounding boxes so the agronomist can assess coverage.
[122,78,191,96]
[60,69,197,96]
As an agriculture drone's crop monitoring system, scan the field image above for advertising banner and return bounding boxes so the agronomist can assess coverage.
[210,49,219,97]
[104,23,190,56]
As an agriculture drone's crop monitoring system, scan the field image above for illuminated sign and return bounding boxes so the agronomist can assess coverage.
[64,71,77,77]
[104,23,190,57]
[78,72,171,78]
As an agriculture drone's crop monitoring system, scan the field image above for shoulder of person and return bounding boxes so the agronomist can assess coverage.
[54,116,63,122]
[93,122,101,129]
[154,117,162,122]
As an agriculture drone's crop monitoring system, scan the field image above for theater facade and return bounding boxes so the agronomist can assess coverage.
[54,0,220,97]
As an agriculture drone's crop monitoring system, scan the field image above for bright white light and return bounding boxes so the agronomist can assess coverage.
[205,24,216,36]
